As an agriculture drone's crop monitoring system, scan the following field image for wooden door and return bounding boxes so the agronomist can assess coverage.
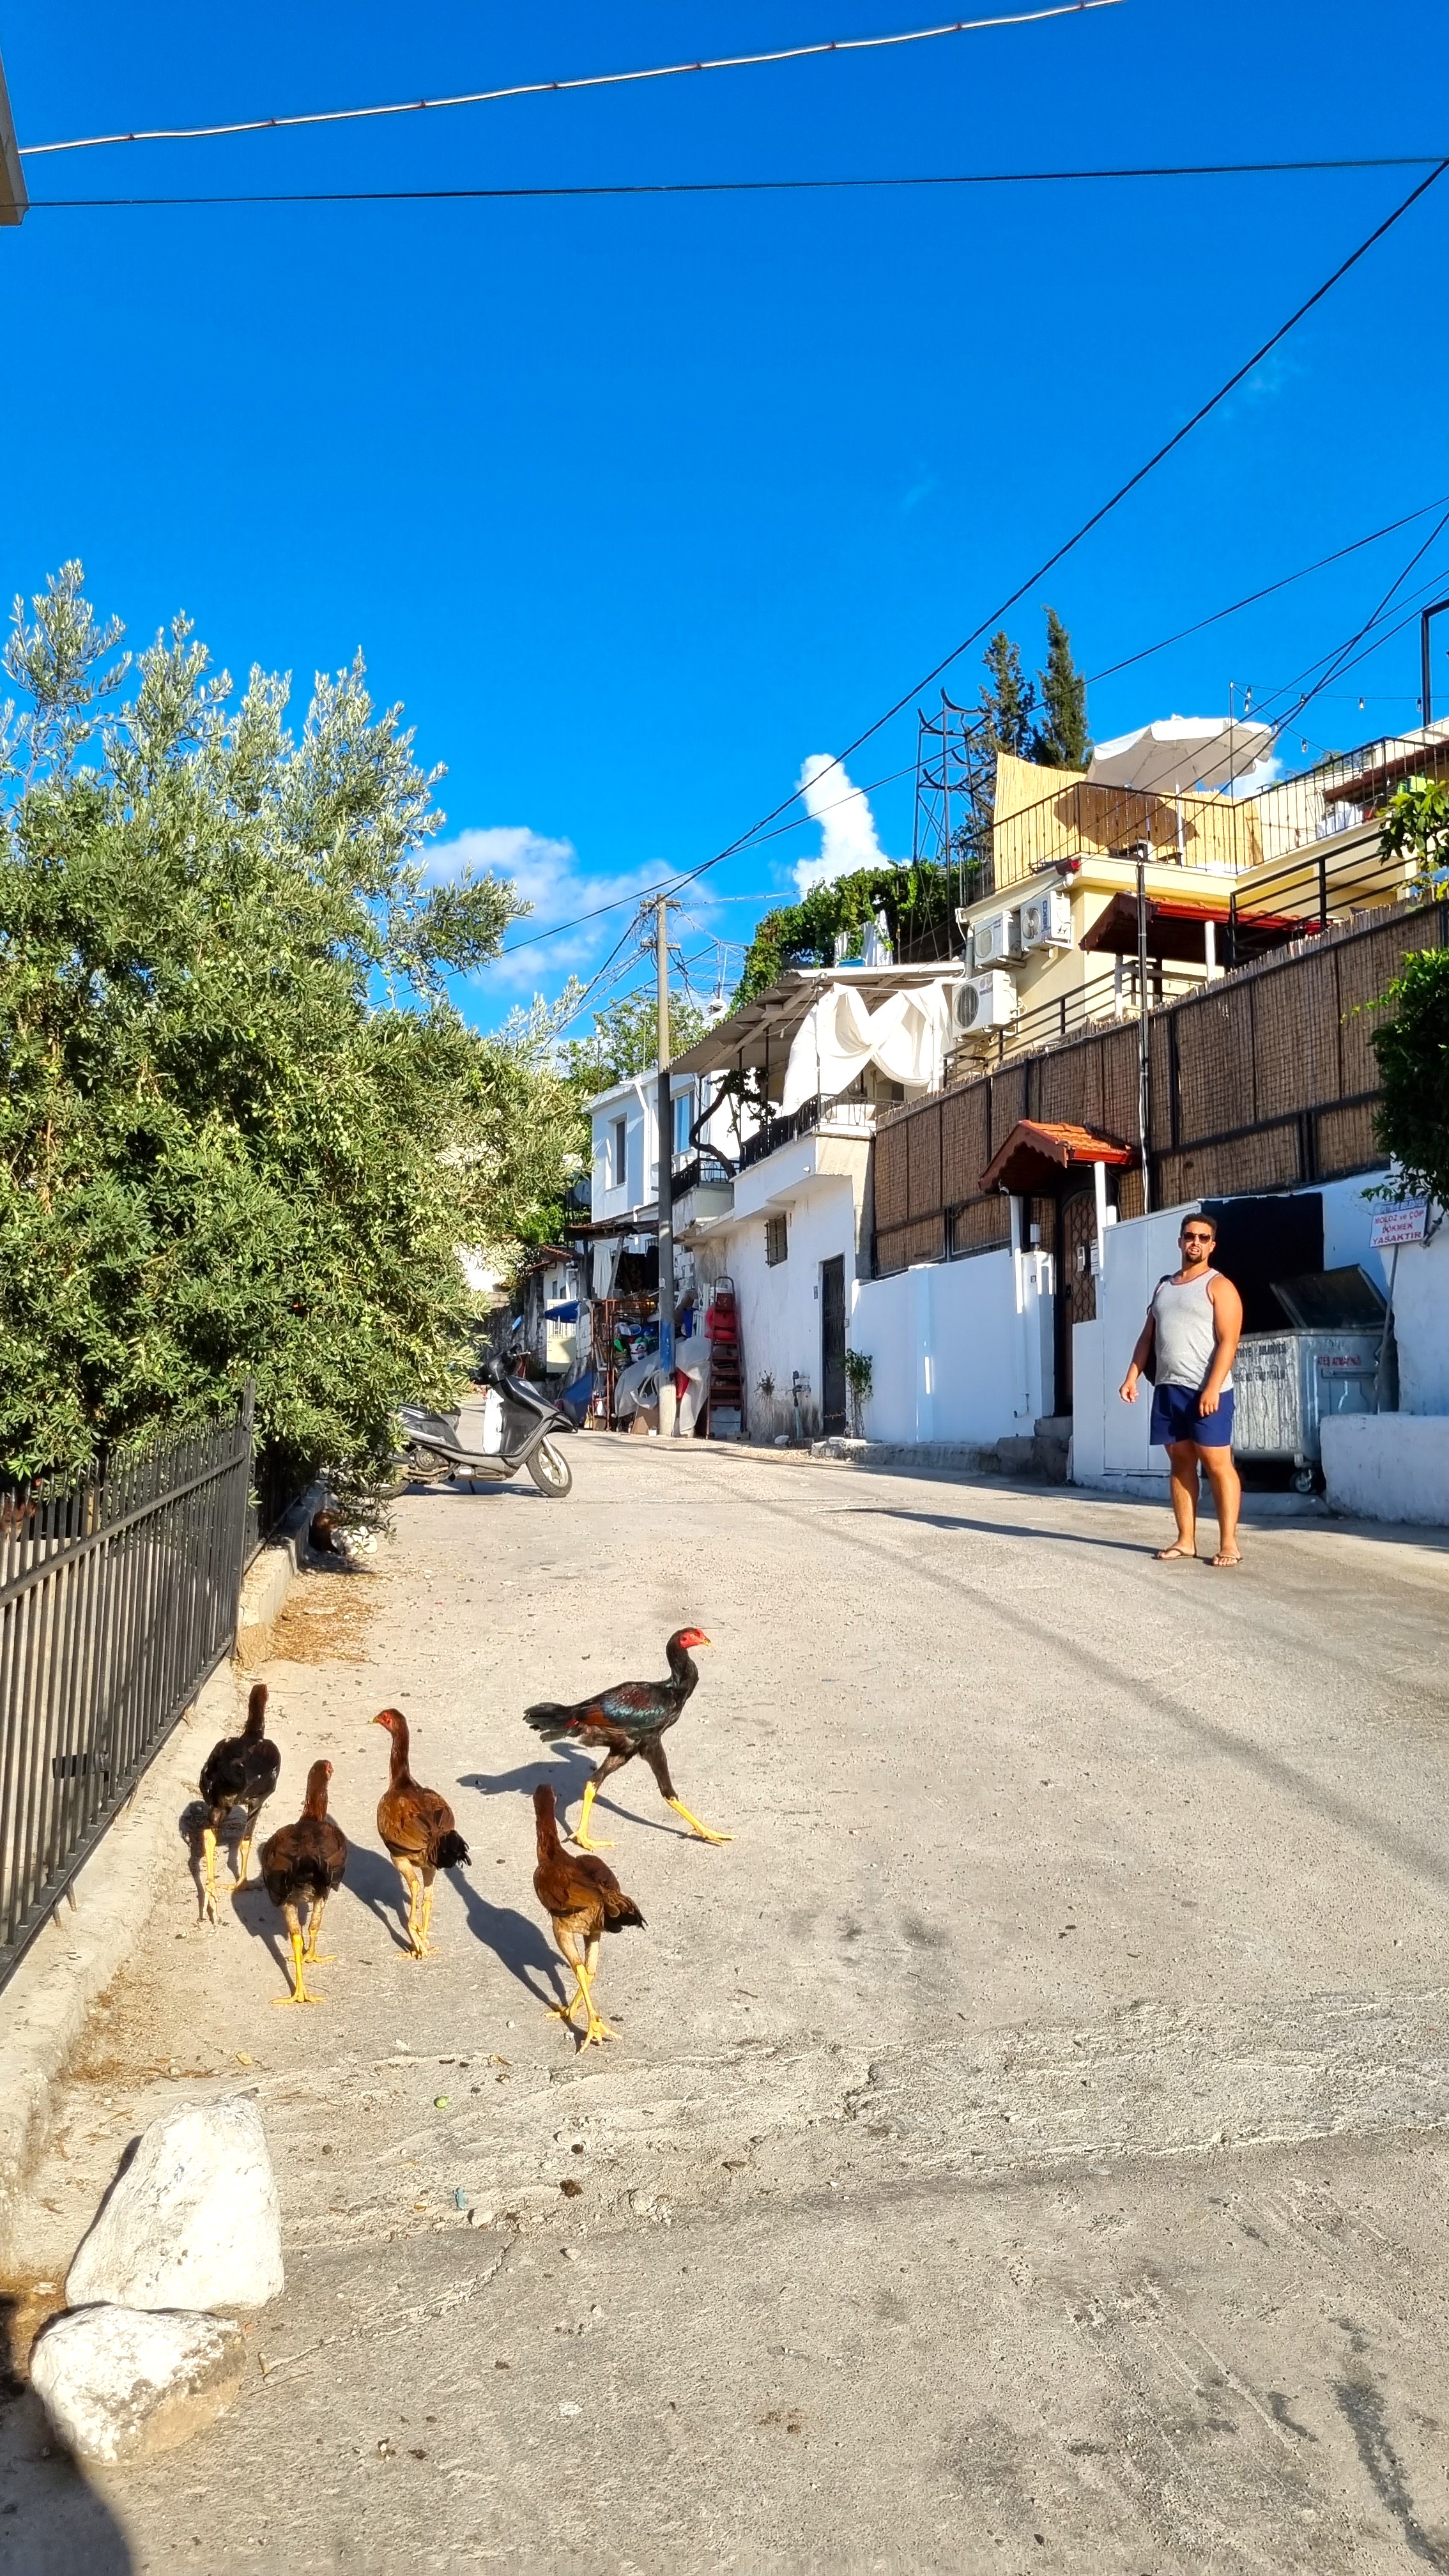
[821,1257,847,1436]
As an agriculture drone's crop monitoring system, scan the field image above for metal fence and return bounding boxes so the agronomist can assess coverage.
[0,1390,254,1989]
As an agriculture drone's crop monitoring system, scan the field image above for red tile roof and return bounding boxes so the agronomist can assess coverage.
[979,1118,1134,1197]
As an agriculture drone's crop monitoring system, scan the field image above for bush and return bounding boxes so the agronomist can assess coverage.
[1370,942,1449,1210]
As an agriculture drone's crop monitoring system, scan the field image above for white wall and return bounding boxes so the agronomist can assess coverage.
[850,1242,1052,1446]
[1071,1173,1395,1492]
[1387,1224,1449,1414]
[1322,1414,1449,1524]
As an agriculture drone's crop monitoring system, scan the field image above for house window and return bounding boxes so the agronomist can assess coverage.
[611,1116,628,1189]
[673,1090,692,1158]
[764,1214,788,1267]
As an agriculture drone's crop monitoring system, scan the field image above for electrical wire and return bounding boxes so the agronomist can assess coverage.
[24,151,1449,210]
[1085,494,1449,687]
[19,4,1118,158]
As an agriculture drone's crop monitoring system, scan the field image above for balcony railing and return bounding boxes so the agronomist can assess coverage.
[985,727,1449,898]
[738,1092,877,1172]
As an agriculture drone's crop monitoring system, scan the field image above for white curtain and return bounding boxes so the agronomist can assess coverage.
[780,981,952,1114]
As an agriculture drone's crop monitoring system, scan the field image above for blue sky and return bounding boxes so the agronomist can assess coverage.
[4,1,1448,1027]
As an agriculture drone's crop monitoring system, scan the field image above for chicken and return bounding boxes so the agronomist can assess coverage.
[372,1707,470,1958]
[197,1681,282,1922]
[523,1627,728,1850]
[258,1759,348,2007]
[532,1782,645,2048]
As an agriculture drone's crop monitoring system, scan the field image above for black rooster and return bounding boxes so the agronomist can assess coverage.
[259,1759,348,2006]
[198,1682,282,1922]
[523,1627,729,1849]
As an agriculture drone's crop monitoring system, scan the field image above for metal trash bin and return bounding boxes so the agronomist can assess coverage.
[1231,1266,1388,1492]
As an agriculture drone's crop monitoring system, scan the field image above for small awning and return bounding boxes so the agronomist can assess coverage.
[1079,889,1230,962]
[979,1119,1135,1197]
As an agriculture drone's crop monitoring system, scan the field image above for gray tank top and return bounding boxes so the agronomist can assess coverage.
[1151,1269,1230,1392]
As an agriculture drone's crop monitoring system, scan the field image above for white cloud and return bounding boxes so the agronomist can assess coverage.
[424,824,712,1023]
[792,755,890,895]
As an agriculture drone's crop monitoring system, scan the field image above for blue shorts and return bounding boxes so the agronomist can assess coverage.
[1149,1383,1235,1450]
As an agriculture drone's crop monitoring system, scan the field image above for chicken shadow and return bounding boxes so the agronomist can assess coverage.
[457,1754,689,1841]
[339,1841,436,1958]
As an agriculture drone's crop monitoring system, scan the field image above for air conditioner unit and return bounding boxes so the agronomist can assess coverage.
[1018,888,1074,953]
[952,972,1018,1039]
[971,909,1020,969]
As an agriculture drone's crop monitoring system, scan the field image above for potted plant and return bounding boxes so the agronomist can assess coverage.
[843,1348,873,1440]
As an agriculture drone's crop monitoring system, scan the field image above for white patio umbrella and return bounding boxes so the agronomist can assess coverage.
[1087,715,1274,795]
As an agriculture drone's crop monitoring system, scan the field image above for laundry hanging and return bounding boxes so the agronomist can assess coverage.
[779,979,953,1114]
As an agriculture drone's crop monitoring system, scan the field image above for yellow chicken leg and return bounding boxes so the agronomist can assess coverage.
[303,1899,335,1965]
[234,1832,254,1890]
[201,1827,220,1924]
[667,1797,733,1844]
[573,1960,617,2049]
[571,1778,615,1851]
[273,1922,326,2005]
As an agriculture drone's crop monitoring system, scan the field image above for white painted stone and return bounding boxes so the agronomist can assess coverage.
[1321,1411,1449,1526]
[66,2097,284,2313]
[29,2306,245,2464]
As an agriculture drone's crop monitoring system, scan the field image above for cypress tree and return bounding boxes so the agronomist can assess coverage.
[977,631,1035,758]
[1030,608,1092,770]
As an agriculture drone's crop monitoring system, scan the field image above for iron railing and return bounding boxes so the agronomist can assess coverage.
[0,1390,255,1989]
[1225,824,1418,962]
[738,1092,877,1173]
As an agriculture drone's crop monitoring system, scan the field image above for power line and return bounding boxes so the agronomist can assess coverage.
[1085,494,1449,686]
[19,3,1119,159]
[24,151,1449,211]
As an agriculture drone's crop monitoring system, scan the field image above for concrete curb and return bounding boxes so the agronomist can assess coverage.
[234,1481,326,1667]
[0,1483,323,2268]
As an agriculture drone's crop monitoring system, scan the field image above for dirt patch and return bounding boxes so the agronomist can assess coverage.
[254,1571,379,1669]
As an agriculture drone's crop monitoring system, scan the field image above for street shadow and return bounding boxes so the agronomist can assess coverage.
[0,2297,135,2573]
[821,1505,1154,1558]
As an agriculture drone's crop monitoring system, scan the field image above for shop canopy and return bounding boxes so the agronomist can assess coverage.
[979,1119,1135,1198]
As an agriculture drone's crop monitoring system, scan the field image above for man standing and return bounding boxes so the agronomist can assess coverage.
[1119,1211,1243,1566]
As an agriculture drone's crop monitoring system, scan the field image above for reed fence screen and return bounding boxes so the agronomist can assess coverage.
[873,901,1448,1276]
[0,1392,254,1989]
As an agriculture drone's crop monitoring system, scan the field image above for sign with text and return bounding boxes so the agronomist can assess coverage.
[1370,1202,1429,1249]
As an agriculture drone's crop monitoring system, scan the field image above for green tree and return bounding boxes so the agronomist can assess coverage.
[1368,778,1449,1209]
[561,985,710,1089]
[0,564,576,1492]
[978,631,1035,758]
[735,862,952,1004]
[1030,607,1092,771]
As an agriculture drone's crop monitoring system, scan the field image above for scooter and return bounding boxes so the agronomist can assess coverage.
[397,1355,575,1498]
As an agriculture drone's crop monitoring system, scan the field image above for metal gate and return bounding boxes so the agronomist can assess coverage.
[0,1390,254,1990]
[1055,1189,1098,1412]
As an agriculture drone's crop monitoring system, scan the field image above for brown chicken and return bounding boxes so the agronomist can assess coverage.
[258,1759,348,2007]
[532,1782,645,2048]
[372,1707,470,1958]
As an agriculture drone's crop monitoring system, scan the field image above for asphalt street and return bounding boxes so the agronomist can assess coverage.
[4,1439,1449,2572]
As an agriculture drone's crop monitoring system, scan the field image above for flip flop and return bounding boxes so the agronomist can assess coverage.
[1210,1551,1242,1568]
[1153,1544,1197,1561]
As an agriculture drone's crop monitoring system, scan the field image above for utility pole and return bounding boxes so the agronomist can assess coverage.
[653,893,678,1438]
[0,41,27,227]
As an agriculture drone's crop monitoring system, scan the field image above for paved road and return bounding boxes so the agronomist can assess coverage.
[6,1442,1449,2571]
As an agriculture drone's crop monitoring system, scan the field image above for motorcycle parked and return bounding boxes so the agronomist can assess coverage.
[397,1356,575,1499]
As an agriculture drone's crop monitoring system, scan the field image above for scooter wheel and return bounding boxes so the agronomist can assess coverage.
[527,1438,572,1498]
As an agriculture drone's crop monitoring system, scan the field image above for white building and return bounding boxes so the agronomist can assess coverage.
[671,965,956,1441]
